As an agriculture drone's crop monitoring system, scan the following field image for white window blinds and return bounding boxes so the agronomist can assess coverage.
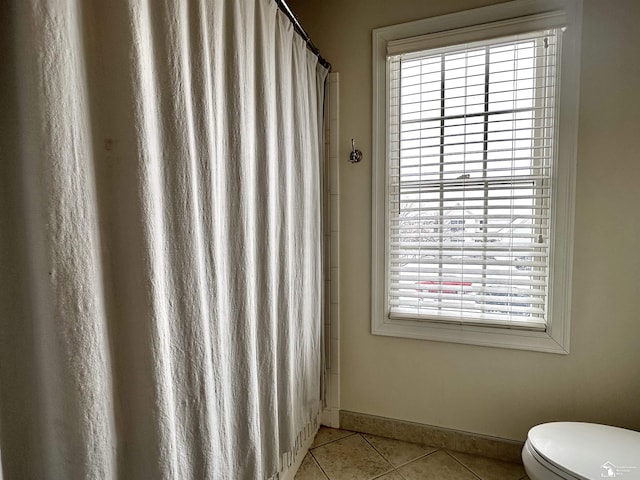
[387,29,561,330]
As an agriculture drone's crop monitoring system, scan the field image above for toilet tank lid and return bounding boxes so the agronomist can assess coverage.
[528,422,640,479]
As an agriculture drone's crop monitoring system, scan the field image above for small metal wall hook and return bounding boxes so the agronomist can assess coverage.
[349,139,363,164]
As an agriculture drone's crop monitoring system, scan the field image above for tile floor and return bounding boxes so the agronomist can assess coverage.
[295,427,530,480]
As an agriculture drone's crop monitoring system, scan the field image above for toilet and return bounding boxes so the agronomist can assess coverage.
[522,422,640,479]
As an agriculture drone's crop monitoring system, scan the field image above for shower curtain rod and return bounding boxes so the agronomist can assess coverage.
[275,0,331,70]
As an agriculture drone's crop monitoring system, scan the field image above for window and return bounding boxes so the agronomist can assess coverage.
[371,0,582,353]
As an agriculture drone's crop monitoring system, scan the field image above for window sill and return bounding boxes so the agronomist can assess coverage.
[372,316,569,354]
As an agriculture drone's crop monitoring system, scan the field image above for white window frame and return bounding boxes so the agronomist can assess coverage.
[371,0,582,354]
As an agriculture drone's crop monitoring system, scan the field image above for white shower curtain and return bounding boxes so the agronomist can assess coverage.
[0,0,328,478]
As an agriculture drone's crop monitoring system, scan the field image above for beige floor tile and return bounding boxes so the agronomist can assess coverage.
[373,471,405,480]
[295,453,329,480]
[362,434,437,467]
[448,451,526,480]
[397,450,477,480]
[312,426,356,448]
[311,434,393,480]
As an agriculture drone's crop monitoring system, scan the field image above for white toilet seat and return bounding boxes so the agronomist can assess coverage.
[522,422,640,480]
[523,438,580,479]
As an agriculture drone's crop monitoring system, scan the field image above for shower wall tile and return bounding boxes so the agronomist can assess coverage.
[330,196,339,232]
[328,76,339,195]
[330,304,339,339]
[328,125,338,158]
[330,235,339,269]
[330,373,340,408]
[331,231,340,268]
[330,337,339,375]
[329,158,339,196]
[330,268,339,303]
[322,72,340,429]
[324,280,331,301]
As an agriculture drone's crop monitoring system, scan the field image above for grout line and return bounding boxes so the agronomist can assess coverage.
[392,451,442,480]
[310,431,357,449]
[368,469,395,480]
[308,449,332,480]
[360,433,447,476]
[355,434,394,479]
[393,448,440,469]
[361,432,444,471]
[445,450,483,480]
[395,468,409,480]
[370,468,400,480]
[360,433,395,466]
[449,448,527,479]
[309,453,329,480]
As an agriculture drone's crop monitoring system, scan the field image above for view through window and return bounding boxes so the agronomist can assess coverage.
[387,29,559,329]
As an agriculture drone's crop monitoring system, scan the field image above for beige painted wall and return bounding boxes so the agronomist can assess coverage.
[289,0,640,441]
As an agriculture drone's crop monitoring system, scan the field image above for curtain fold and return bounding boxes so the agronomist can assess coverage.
[0,0,328,478]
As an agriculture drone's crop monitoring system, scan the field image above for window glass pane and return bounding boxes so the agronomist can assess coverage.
[389,29,558,327]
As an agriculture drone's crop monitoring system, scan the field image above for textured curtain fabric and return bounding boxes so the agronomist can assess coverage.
[0,0,327,478]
